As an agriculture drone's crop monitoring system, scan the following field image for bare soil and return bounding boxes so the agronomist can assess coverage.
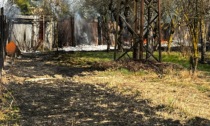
[0,52,210,126]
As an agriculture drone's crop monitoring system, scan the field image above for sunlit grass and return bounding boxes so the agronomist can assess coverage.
[58,51,114,66]
[55,51,210,72]
[196,85,210,93]
[0,90,20,124]
[58,51,210,73]
[72,51,114,61]
[70,51,210,95]
[161,52,189,67]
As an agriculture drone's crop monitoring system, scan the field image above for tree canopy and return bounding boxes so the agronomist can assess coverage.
[14,0,31,14]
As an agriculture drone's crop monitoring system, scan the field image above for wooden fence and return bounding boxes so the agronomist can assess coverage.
[10,15,56,52]
[58,17,99,47]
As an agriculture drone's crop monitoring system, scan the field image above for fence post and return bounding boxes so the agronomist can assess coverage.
[0,7,4,78]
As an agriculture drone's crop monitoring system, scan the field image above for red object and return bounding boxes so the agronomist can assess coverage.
[6,41,17,56]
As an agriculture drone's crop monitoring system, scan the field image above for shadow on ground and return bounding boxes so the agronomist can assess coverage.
[4,81,177,125]
[3,81,210,126]
[1,52,210,126]
[3,52,97,78]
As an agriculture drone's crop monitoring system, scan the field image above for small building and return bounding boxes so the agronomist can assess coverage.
[10,15,56,52]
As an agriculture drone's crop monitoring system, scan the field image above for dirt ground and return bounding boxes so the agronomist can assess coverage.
[0,52,210,126]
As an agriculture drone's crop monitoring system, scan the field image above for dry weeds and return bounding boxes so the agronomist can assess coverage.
[0,52,210,125]
[78,60,210,123]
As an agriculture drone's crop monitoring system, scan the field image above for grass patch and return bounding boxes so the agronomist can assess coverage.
[77,51,190,68]
[118,68,132,75]
[116,68,147,75]
[196,85,210,93]
[55,51,114,67]
[0,86,20,124]
[197,63,210,72]
[56,51,210,74]
[134,70,148,76]
[72,51,114,61]
[161,52,190,68]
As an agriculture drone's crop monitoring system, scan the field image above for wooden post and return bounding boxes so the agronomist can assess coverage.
[98,16,102,45]
[0,7,4,78]
[43,15,45,51]
[146,4,151,59]
[56,20,59,51]
[31,21,35,50]
[158,0,162,62]
[139,0,144,60]
[114,0,121,60]
[71,16,75,47]
[133,0,139,60]
[134,0,138,34]
[3,14,6,60]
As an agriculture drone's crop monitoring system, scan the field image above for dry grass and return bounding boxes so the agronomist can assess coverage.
[0,52,210,125]
[73,63,210,122]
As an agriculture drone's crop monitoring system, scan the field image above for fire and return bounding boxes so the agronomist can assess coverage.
[143,39,168,44]
[6,41,21,57]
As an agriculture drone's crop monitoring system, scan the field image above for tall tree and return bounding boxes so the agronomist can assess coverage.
[161,0,177,53]
[12,0,71,18]
[177,0,210,73]
[14,0,31,14]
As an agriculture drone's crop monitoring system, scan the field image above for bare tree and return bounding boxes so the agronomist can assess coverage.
[176,0,210,73]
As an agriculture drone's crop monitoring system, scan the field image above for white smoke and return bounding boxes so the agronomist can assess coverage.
[0,0,21,19]
[68,0,85,14]
[0,0,7,8]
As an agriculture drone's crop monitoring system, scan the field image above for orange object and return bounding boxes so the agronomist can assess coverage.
[6,41,18,56]
[143,39,147,44]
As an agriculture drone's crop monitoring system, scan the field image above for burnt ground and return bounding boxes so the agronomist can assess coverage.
[0,52,210,126]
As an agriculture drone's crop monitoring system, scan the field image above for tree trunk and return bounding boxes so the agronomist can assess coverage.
[167,19,175,54]
[98,16,102,45]
[167,34,173,53]
[189,0,199,74]
[200,19,207,63]
[190,26,199,74]
[133,0,139,60]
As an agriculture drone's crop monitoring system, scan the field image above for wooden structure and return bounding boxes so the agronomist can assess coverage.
[10,15,56,52]
[113,0,162,62]
[58,17,75,47]
[58,16,99,47]
[0,7,8,78]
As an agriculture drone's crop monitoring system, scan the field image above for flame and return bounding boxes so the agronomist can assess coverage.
[6,41,17,56]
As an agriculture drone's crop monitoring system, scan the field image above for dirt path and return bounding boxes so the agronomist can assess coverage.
[1,52,210,125]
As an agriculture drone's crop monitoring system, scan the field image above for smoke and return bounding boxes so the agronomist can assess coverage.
[0,0,7,8]
[0,0,21,19]
[74,12,99,46]
[74,12,90,45]
[68,0,85,14]
[67,0,100,46]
